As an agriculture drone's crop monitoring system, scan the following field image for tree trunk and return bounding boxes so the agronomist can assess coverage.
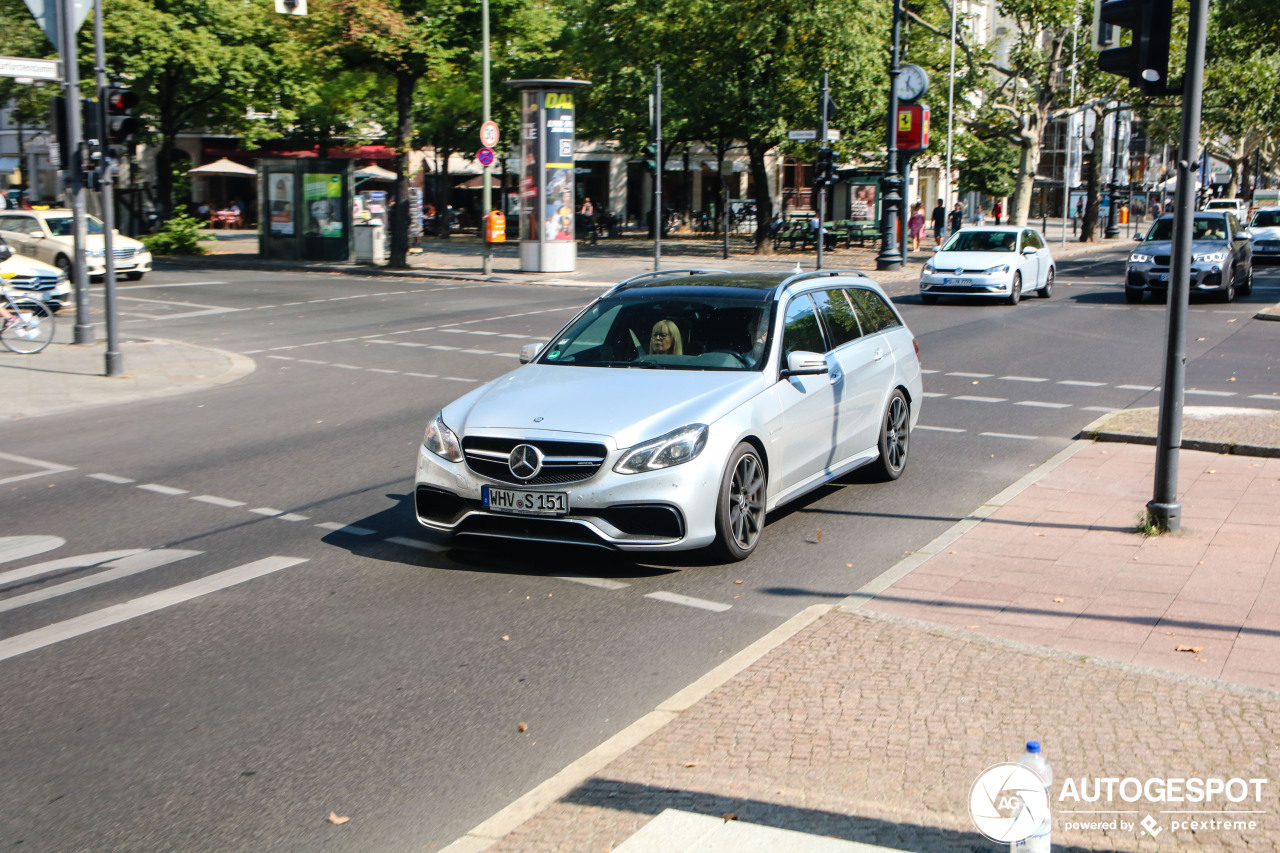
[748,140,774,254]
[1009,112,1043,227]
[1079,108,1105,242]
[155,129,178,221]
[387,70,415,269]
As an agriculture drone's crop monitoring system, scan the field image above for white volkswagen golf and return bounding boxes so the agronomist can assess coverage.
[414,269,923,562]
[919,226,1055,304]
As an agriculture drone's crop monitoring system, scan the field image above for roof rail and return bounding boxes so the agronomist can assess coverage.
[613,268,731,290]
[779,269,871,289]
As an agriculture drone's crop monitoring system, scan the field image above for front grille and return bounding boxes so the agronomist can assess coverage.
[113,246,137,260]
[1155,255,1171,266]
[456,514,614,548]
[462,436,608,486]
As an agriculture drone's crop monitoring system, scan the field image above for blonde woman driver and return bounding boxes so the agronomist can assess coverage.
[648,318,683,355]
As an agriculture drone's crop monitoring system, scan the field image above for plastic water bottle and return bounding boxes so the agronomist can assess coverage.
[1012,740,1052,853]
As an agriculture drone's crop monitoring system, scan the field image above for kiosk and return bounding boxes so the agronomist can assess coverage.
[506,79,590,273]
[258,159,354,262]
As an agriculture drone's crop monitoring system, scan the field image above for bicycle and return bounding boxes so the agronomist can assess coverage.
[0,273,55,354]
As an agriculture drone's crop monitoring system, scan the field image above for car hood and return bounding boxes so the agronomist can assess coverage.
[446,364,766,449]
[0,252,64,276]
[1133,240,1231,257]
[1250,226,1280,240]
[931,250,1021,271]
[39,232,145,252]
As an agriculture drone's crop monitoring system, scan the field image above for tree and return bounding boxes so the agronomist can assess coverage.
[566,0,889,253]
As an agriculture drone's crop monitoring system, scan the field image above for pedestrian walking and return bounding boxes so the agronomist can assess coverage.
[974,207,987,226]
[949,202,964,236]
[931,198,947,245]
[992,199,1003,226]
[1151,200,1162,218]
[907,202,925,253]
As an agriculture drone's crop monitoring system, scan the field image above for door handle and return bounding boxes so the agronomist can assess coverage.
[873,348,885,361]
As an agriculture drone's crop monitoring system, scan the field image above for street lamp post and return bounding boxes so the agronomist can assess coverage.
[1105,104,1122,239]
[876,0,905,271]
[481,0,492,275]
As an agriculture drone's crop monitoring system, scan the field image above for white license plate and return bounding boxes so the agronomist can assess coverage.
[944,278,972,287]
[482,485,568,516]
[1154,273,1168,282]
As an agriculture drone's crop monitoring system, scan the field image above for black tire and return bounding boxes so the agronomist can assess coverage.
[1240,264,1252,296]
[1,301,55,354]
[1124,287,1144,304]
[1006,272,1022,305]
[54,255,71,276]
[1219,265,1236,303]
[125,271,145,281]
[1038,267,1054,298]
[711,443,767,562]
[870,389,911,481]
[921,293,939,305]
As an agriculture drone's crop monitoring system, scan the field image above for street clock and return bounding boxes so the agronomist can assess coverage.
[895,65,929,102]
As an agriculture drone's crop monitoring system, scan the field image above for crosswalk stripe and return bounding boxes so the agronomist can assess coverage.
[0,550,202,613]
[0,556,307,663]
[0,550,144,587]
[553,575,630,590]
[644,591,732,612]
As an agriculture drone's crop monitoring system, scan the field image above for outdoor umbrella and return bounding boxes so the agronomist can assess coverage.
[187,158,256,176]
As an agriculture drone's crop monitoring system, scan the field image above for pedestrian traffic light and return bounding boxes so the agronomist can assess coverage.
[102,87,141,150]
[49,96,69,170]
[81,97,103,165]
[641,144,657,175]
[814,147,834,187]
[1095,0,1175,95]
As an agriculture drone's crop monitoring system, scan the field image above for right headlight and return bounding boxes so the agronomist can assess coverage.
[422,412,463,462]
[614,424,708,474]
[1129,253,1153,264]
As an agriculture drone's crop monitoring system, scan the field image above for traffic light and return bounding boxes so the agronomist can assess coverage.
[49,96,69,170]
[814,147,834,187]
[81,97,103,167]
[102,87,141,151]
[1095,0,1175,95]
[641,144,657,175]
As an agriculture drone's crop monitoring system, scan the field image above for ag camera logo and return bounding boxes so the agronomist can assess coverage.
[969,763,1050,843]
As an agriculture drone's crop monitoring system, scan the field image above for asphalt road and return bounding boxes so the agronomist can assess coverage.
[1,248,1277,851]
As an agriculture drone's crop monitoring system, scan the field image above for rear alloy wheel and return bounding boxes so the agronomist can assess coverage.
[1219,264,1236,303]
[1006,272,1022,305]
[1038,267,1054,298]
[871,390,911,481]
[712,443,767,562]
[1124,287,1144,304]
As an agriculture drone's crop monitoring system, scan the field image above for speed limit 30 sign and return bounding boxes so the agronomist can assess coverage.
[479,120,500,148]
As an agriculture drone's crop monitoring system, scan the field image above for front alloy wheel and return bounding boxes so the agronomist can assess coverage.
[1038,267,1054,298]
[1006,272,1022,305]
[712,443,767,562]
[872,390,910,481]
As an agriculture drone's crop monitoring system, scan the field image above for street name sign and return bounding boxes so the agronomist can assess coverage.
[0,55,60,81]
[788,129,841,141]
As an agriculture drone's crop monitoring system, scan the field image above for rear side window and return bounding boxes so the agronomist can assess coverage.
[781,296,826,356]
[810,288,863,348]
[1023,230,1045,249]
[847,288,900,334]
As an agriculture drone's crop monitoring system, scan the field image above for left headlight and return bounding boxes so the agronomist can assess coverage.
[1193,251,1227,263]
[1129,253,1153,264]
[86,249,106,258]
[614,424,708,474]
[922,261,936,274]
[983,263,1010,275]
[423,412,463,462]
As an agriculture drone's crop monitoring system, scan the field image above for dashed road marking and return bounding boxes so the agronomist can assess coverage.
[1016,400,1072,409]
[980,432,1039,440]
[314,522,376,536]
[0,453,75,486]
[553,576,630,590]
[1116,384,1159,392]
[917,425,966,433]
[953,395,1007,403]
[1082,406,1124,413]
[191,495,247,508]
[644,591,732,612]
[138,484,188,496]
[88,473,135,484]
[1000,375,1049,383]
[947,372,993,378]
[250,507,283,517]
[1058,380,1108,387]
[1185,389,1236,397]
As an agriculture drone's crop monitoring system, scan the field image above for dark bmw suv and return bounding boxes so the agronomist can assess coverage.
[1124,212,1253,303]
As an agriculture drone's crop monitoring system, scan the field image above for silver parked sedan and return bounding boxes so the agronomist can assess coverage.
[414,269,923,561]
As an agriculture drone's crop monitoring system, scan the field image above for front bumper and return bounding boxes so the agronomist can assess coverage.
[414,439,723,552]
[1125,262,1227,292]
[919,270,1015,297]
[1251,240,1280,261]
[87,250,153,278]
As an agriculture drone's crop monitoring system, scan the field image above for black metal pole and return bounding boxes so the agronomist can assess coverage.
[1105,104,1122,239]
[93,0,121,375]
[817,70,829,271]
[876,0,904,270]
[59,0,93,345]
[653,64,662,271]
[1148,0,1208,533]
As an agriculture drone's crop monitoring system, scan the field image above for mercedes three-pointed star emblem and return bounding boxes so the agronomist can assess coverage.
[508,444,544,480]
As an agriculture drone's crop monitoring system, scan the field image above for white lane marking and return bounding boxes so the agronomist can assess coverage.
[405,372,440,379]
[250,507,282,517]
[471,331,500,336]
[0,550,144,587]
[1015,400,1072,409]
[442,376,479,383]
[298,358,328,364]
[0,550,202,614]
[428,345,460,351]
[1058,380,1108,387]
[493,353,520,359]
[117,280,229,289]
[386,536,447,552]
[980,432,1039,440]
[920,392,947,398]
[395,342,429,347]
[331,364,362,370]
[946,372,993,378]
[1082,406,1124,413]
[137,483,189,496]
[0,536,65,566]
[0,557,307,663]
[278,513,310,522]
[191,495,247,508]
[1117,384,1159,391]
[88,473,135,484]
[367,368,400,374]
[1249,394,1280,401]
[1185,389,1236,397]
[0,452,75,485]
[952,395,1007,403]
[441,329,467,334]
[498,334,529,339]
[644,591,732,613]
[314,522,376,536]
[553,575,630,590]
[920,369,940,374]
[917,425,966,433]
[460,349,493,355]
[1000,375,1048,383]
[267,355,295,361]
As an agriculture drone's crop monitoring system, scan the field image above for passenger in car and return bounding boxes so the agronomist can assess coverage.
[649,318,683,355]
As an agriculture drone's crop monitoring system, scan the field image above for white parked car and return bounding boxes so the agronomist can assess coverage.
[0,236,72,311]
[0,209,152,281]
[1248,206,1280,263]
[1202,198,1247,216]
[919,226,1055,304]
[414,269,923,561]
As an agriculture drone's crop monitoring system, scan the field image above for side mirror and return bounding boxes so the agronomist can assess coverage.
[931,245,942,252]
[518,343,542,364]
[1021,245,1036,255]
[1239,229,1252,240]
[1134,234,1143,241]
[781,350,829,379]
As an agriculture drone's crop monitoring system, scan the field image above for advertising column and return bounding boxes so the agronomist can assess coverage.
[509,79,590,273]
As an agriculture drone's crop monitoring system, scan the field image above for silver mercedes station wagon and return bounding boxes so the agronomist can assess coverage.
[414,269,923,561]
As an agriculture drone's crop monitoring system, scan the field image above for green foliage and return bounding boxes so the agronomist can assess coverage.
[139,213,214,256]
[957,135,1018,198]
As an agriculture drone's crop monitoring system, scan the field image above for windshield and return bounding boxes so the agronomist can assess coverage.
[44,216,104,237]
[1145,216,1229,242]
[941,230,1018,252]
[537,294,773,371]
[1252,211,1280,228]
